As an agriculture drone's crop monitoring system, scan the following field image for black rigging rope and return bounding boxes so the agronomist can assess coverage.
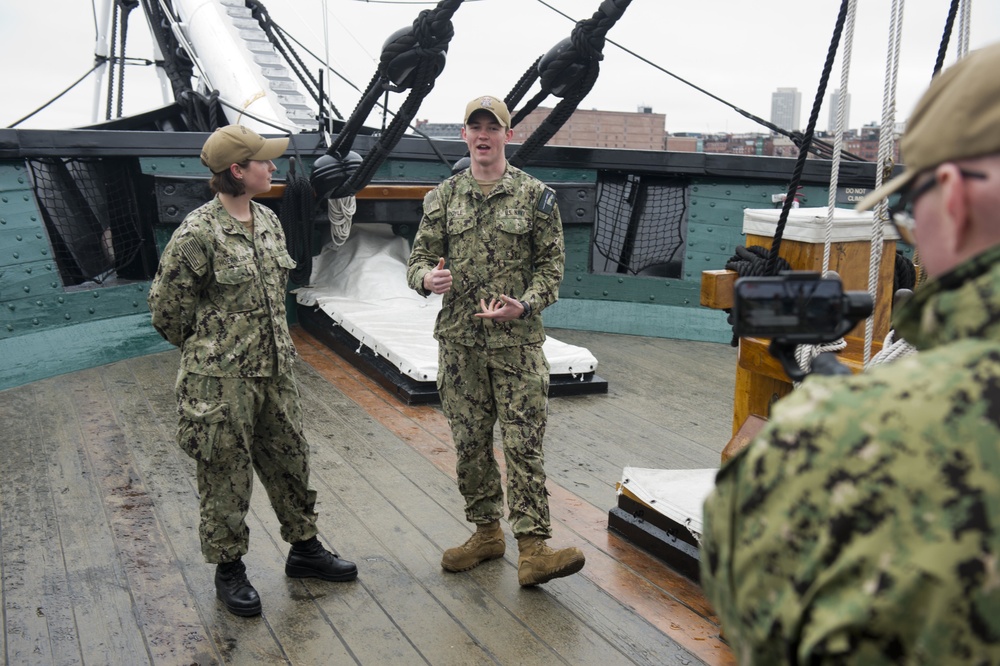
[933,0,962,77]
[764,0,850,276]
[139,0,222,131]
[105,1,120,121]
[279,157,317,285]
[311,0,466,200]
[506,0,632,169]
[533,0,865,163]
[246,0,344,121]
[7,62,103,128]
[115,1,139,119]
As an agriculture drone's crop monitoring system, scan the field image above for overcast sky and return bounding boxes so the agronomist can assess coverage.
[3,0,999,135]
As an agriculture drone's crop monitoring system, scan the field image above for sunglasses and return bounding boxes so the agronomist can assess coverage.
[889,169,988,245]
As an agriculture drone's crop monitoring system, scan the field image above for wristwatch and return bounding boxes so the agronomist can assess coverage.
[519,300,532,319]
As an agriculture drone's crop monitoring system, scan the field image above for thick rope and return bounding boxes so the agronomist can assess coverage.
[508,0,634,168]
[318,0,465,199]
[279,158,317,285]
[246,0,344,120]
[933,0,962,76]
[105,2,120,121]
[115,3,137,119]
[823,0,857,277]
[327,197,357,248]
[959,0,972,58]
[864,0,905,368]
[765,0,850,276]
[791,0,857,377]
[870,329,917,365]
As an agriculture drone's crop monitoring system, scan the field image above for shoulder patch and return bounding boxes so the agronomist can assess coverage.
[423,189,441,214]
[178,238,208,275]
[537,188,556,216]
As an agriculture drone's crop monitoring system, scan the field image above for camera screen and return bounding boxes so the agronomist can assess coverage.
[734,277,844,338]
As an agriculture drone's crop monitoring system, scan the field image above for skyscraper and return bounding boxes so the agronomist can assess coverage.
[770,87,801,132]
[827,88,852,132]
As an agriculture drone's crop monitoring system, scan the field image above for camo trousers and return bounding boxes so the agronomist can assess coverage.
[175,369,318,563]
[438,340,551,538]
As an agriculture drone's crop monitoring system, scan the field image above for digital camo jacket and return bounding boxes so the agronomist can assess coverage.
[406,164,564,348]
[701,244,1000,665]
[147,196,297,377]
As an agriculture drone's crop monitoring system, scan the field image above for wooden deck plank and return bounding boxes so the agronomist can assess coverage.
[127,344,484,664]
[0,324,738,665]
[294,364,657,666]
[0,386,81,666]
[114,350,360,665]
[34,379,154,665]
[291,327,733,666]
[294,368,574,664]
[64,366,224,664]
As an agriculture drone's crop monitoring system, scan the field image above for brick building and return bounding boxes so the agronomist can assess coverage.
[511,106,667,150]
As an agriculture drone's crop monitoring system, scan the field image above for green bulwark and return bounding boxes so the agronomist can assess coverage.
[0,145,849,391]
[0,161,170,391]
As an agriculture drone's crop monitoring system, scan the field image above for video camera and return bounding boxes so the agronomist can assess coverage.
[732,271,873,381]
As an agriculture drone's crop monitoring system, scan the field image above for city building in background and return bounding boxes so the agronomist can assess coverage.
[514,106,666,150]
[414,102,899,163]
[770,87,802,132]
[827,88,852,133]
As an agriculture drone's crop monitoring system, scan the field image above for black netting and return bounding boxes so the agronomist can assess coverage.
[592,173,687,278]
[28,158,149,288]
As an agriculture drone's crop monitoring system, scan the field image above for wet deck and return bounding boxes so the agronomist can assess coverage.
[0,325,736,665]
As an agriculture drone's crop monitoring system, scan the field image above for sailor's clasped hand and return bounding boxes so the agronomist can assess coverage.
[475,295,525,322]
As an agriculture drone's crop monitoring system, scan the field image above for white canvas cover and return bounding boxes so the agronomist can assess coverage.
[742,206,899,243]
[294,224,599,383]
[618,466,719,537]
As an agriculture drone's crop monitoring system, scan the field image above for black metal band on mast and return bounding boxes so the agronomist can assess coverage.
[310,0,466,201]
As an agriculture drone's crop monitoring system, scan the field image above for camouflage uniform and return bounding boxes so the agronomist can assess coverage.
[701,244,1000,664]
[148,196,318,563]
[406,165,564,538]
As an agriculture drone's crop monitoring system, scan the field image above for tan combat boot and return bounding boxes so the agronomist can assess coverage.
[516,536,586,586]
[441,521,505,572]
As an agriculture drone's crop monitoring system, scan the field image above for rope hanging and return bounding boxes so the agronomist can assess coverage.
[823,0,857,277]
[279,157,317,285]
[721,0,848,348]
[505,0,633,169]
[764,0,850,276]
[327,197,357,249]
[868,0,972,366]
[864,0,905,367]
[310,0,466,201]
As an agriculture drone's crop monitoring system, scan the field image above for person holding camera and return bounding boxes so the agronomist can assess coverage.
[700,42,1000,663]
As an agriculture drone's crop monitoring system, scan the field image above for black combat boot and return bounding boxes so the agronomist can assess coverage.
[215,558,262,616]
[285,536,358,582]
